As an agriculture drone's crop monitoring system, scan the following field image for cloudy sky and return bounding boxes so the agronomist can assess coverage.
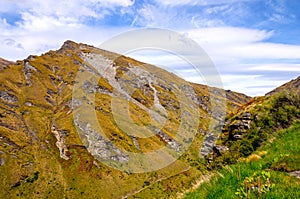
[1,0,300,96]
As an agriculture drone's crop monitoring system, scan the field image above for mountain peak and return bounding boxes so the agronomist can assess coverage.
[59,40,79,51]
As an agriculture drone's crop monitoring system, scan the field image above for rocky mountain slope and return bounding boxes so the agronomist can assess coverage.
[0,41,250,198]
[204,76,300,167]
[185,77,300,198]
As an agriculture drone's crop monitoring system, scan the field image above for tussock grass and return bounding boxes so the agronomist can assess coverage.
[185,120,300,198]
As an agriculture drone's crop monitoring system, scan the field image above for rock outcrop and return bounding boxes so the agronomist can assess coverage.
[228,112,252,141]
[0,91,18,103]
[51,126,69,160]
[289,170,300,179]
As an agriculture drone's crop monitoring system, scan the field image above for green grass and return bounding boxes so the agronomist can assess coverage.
[185,119,300,199]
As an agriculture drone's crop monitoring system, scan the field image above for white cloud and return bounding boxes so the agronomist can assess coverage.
[186,27,300,61]
[231,43,300,59]
[0,0,134,31]
[18,13,80,32]
[182,27,300,95]
[0,0,135,59]
[247,64,300,72]
[0,25,131,60]
[187,27,272,44]
[220,74,288,96]
[98,0,135,7]
[124,27,300,96]
[155,0,253,6]
[132,4,179,28]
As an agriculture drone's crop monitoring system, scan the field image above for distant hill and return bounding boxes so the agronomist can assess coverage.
[266,76,300,96]
[0,57,15,70]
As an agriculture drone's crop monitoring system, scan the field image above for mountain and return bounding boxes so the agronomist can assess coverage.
[185,75,300,198]
[0,40,250,198]
[1,40,299,199]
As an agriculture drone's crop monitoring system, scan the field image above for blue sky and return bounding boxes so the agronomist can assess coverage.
[0,0,300,96]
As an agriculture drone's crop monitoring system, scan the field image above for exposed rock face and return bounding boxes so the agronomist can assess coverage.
[156,129,182,152]
[201,112,252,158]
[180,84,199,107]
[200,133,218,157]
[0,151,5,166]
[74,116,129,163]
[23,61,38,86]
[0,91,18,103]
[51,126,69,160]
[198,96,211,114]
[228,112,252,141]
[289,170,300,179]
[212,145,229,156]
[131,136,140,151]
[200,135,229,158]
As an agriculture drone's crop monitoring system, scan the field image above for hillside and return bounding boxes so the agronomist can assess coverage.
[0,57,15,70]
[185,119,300,198]
[185,76,300,198]
[266,76,300,96]
[0,41,250,198]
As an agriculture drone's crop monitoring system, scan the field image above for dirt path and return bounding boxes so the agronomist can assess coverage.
[121,166,191,199]
[121,168,214,199]
[176,173,214,198]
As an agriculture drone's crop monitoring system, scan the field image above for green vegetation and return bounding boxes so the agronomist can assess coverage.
[185,119,300,198]
[2,40,298,199]
[212,91,300,168]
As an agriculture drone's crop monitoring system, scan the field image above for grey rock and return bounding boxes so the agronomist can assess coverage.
[51,126,69,160]
[156,129,182,152]
[213,145,229,156]
[24,61,37,86]
[200,133,219,157]
[233,134,243,140]
[289,171,300,179]
[0,157,5,166]
[0,91,18,103]
[25,101,33,106]
[131,136,141,151]
[74,115,129,163]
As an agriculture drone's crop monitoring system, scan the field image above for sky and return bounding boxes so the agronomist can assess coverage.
[0,0,300,96]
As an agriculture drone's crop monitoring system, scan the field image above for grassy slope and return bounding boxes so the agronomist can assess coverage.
[0,41,250,199]
[206,90,300,170]
[185,119,300,199]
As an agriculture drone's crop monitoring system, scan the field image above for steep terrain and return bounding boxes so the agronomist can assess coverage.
[218,78,300,165]
[185,76,300,198]
[0,41,250,198]
[266,76,300,96]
